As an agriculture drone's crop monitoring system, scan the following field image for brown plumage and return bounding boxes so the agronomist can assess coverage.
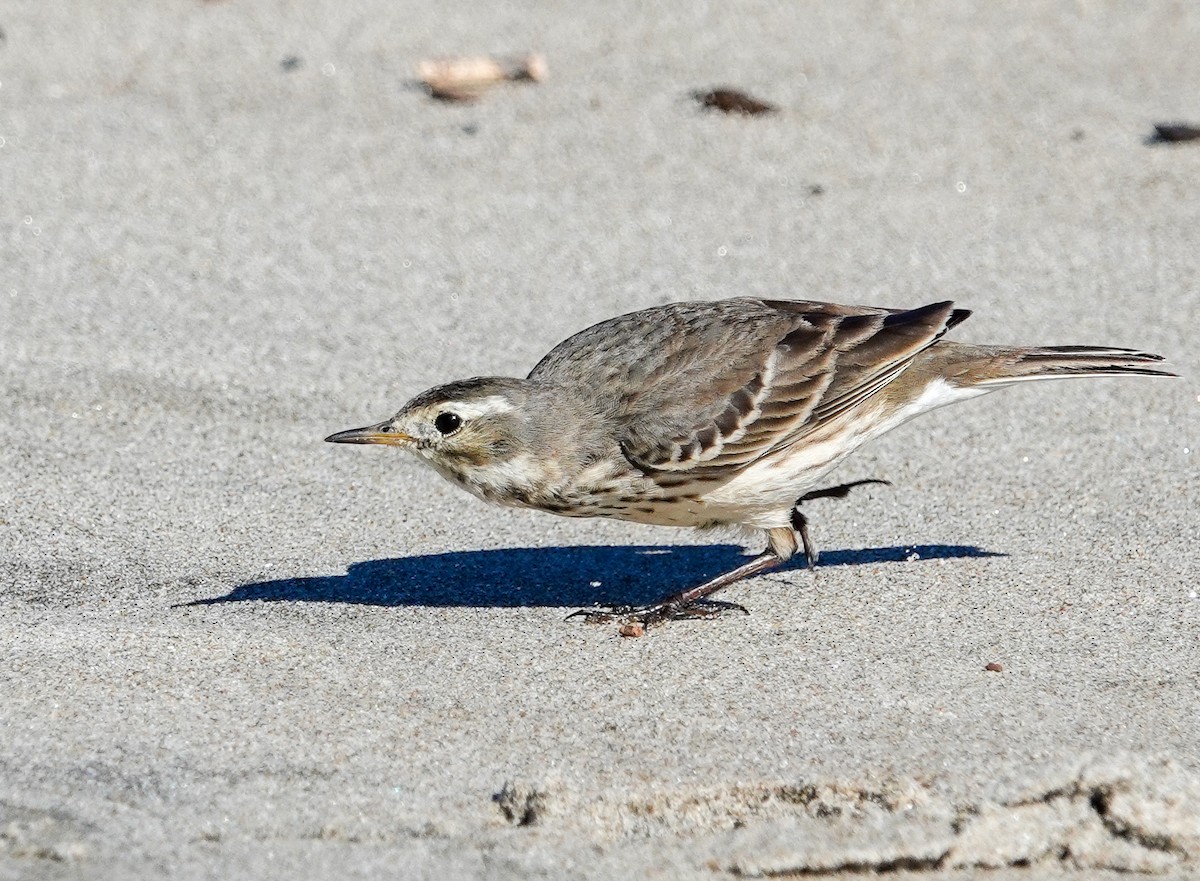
[327,298,1173,629]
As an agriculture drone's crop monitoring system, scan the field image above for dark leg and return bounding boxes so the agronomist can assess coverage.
[568,479,887,631]
[568,527,798,628]
[792,479,890,568]
[791,509,818,569]
[566,550,780,626]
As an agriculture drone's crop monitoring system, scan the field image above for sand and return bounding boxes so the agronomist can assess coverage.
[2,1,1198,878]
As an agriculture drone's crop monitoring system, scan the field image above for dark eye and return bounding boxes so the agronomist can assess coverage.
[434,412,462,435]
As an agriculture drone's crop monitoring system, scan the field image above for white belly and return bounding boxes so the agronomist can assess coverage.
[696,434,862,528]
[694,378,989,528]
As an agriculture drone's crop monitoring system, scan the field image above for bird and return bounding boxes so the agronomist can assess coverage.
[326,298,1172,628]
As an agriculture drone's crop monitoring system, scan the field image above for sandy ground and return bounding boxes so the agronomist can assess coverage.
[2,1,1198,878]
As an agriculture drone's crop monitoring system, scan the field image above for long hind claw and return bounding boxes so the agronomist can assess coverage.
[796,478,890,504]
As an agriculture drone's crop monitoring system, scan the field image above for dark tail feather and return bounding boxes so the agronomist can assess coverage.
[972,346,1176,386]
[945,307,973,331]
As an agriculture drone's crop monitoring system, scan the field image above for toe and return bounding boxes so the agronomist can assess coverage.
[669,599,749,620]
[566,608,610,623]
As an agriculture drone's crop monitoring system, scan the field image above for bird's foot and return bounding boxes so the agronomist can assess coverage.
[565,598,749,628]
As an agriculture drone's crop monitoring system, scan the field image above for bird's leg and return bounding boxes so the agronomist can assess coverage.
[791,510,818,569]
[567,527,798,627]
[792,478,890,567]
[569,480,890,629]
[566,551,778,626]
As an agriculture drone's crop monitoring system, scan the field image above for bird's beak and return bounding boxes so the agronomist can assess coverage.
[324,422,414,446]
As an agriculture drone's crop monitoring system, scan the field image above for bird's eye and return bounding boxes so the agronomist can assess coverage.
[434,412,462,435]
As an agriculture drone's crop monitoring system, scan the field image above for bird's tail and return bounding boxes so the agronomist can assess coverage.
[961,345,1175,388]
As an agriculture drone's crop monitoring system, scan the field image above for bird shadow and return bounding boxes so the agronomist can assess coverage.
[186,544,1003,609]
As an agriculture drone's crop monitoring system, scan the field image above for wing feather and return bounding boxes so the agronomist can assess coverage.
[529,298,966,477]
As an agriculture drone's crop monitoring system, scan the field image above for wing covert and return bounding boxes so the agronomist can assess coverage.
[528,298,967,478]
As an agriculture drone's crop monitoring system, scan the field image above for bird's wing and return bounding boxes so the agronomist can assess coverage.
[572,299,968,475]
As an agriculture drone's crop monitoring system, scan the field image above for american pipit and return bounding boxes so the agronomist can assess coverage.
[327,298,1172,627]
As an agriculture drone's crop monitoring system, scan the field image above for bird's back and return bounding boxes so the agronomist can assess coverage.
[527,298,964,475]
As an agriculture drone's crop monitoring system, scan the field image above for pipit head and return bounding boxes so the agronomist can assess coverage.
[327,375,528,461]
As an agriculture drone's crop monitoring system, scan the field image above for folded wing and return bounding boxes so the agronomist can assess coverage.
[609,299,968,474]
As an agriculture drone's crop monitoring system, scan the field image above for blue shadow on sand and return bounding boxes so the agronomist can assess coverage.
[188,544,1003,608]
